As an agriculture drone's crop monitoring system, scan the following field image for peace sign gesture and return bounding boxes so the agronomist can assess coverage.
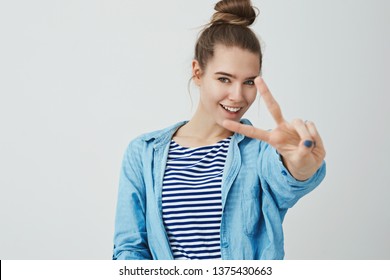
[222,77,326,181]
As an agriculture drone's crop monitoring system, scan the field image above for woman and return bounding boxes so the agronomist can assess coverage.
[113,0,326,260]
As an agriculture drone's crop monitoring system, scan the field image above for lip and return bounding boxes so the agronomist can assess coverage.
[220,104,243,114]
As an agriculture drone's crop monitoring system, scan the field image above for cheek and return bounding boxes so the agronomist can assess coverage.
[202,83,225,101]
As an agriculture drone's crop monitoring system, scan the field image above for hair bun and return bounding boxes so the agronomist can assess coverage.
[211,0,257,27]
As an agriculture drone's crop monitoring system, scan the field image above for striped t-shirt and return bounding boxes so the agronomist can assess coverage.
[161,136,231,260]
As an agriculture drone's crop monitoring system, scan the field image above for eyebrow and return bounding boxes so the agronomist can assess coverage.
[214,71,258,80]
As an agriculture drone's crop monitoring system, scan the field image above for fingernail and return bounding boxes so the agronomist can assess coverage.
[304,140,313,148]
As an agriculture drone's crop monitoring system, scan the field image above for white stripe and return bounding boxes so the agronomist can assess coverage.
[163,211,222,219]
[166,155,229,164]
[171,245,221,253]
[162,200,222,208]
[165,170,223,177]
[162,181,222,188]
[162,193,221,202]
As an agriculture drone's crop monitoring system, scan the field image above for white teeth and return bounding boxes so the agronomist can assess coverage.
[221,104,241,112]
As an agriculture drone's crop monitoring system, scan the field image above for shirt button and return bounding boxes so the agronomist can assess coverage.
[281,170,287,176]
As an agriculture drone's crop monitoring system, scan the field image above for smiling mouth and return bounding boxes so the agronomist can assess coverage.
[220,104,242,113]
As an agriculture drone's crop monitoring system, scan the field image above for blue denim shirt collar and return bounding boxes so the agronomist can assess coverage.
[140,119,251,149]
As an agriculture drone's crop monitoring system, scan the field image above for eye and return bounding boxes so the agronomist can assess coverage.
[244,80,255,86]
[218,77,230,83]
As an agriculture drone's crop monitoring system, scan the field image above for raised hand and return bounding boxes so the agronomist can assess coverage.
[222,77,326,181]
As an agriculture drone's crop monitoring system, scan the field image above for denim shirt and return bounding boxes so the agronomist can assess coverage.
[113,119,326,260]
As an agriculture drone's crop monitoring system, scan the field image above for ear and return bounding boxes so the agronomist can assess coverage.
[191,60,202,86]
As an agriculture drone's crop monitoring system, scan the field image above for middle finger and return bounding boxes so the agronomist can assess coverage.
[255,77,285,125]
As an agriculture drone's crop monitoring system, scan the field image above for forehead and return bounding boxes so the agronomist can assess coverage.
[205,44,260,76]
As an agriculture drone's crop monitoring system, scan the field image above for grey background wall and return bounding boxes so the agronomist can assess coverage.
[0,0,389,259]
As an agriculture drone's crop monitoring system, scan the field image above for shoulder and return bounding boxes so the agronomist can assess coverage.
[138,121,188,142]
[126,121,188,151]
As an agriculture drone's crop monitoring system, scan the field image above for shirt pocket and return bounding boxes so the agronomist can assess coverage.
[241,185,262,236]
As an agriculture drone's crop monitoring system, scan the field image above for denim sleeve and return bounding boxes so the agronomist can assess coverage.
[112,139,152,260]
[260,142,326,210]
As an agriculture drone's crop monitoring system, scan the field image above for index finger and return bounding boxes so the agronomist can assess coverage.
[255,77,285,125]
[222,120,270,142]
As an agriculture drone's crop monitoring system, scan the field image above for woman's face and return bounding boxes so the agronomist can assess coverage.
[193,44,260,128]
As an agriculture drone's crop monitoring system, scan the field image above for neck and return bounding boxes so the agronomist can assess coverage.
[176,107,233,141]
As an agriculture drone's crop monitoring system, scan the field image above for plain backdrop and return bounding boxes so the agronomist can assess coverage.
[0,0,389,259]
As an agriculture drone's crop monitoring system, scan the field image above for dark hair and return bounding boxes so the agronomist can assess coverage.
[194,0,262,71]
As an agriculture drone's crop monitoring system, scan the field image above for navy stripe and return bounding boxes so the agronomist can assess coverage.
[162,208,222,215]
[162,179,222,186]
[170,242,220,249]
[172,248,221,254]
[162,190,221,198]
[165,160,227,168]
[170,238,221,244]
[163,214,222,221]
[162,196,222,204]
[167,231,221,238]
[164,175,222,182]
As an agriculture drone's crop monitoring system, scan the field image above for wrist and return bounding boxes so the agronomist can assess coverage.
[280,155,313,181]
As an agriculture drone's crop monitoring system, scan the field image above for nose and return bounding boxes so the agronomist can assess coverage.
[228,82,244,101]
